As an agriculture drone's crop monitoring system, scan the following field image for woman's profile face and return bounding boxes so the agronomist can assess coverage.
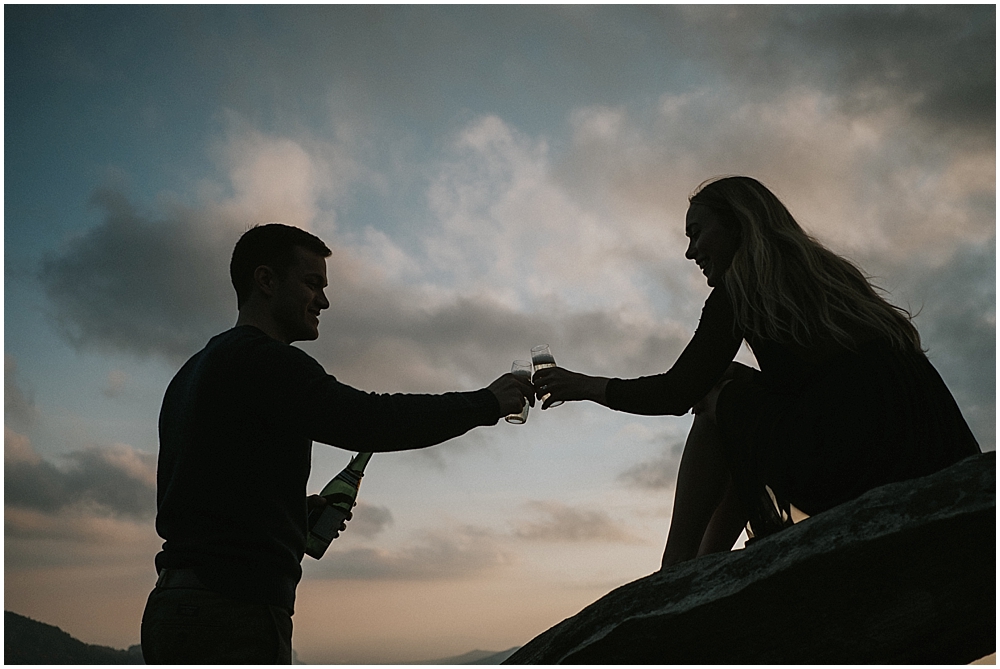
[684,204,739,287]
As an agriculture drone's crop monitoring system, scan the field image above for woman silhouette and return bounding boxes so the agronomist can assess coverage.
[534,176,980,569]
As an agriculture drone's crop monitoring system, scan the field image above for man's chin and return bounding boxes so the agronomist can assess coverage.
[292,326,320,343]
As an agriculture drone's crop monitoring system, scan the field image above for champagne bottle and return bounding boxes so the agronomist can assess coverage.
[304,452,373,560]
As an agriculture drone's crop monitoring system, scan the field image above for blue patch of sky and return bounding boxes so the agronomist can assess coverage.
[6,6,221,258]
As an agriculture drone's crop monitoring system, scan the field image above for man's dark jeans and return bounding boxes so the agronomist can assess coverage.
[141,583,293,664]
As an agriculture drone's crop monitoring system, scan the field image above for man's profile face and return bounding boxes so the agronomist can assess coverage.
[268,246,330,343]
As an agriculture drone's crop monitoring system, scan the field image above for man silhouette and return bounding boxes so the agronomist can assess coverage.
[140,223,532,664]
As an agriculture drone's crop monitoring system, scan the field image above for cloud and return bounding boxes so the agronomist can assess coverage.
[4,505,161,570]
[669,5,994,139]
[560,86,994,267]
[5,428,40,466]
[895,241,996,449]
[512,500,645,544]
[348,502,394,539]
[5,355,40,429]
[36,118,365,364]
[216,125,324,227]
[797,6,994,135]
[38,187,237,361]
[618,441,685,491]
[424,114,678,319]
[4,435,156,520]
[308,525,515,580]
[101,369,128,398]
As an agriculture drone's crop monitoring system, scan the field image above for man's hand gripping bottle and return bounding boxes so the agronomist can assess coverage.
[305,452,373,559]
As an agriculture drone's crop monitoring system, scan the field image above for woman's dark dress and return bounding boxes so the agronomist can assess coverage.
[605,288,981,537]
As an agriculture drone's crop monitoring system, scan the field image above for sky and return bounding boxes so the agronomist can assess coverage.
[4,5,995,664]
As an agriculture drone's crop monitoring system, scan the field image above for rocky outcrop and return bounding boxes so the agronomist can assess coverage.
[506,452,995,665]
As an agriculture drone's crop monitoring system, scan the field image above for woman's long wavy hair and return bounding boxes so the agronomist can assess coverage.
[689,176,922,352]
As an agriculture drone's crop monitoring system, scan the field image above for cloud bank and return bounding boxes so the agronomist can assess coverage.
[618,442,686,491]
[38,116,701,393]
[37,87,994,449]
[308,525,515,581]
[4,430,156,521]
[27,4,994,460]
[514,500,646,544]
[640,5,993,142]
[306,496,653,582]
[39,188,237,361]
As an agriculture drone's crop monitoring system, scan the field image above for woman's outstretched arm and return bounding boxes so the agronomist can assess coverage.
[534,289,743,416]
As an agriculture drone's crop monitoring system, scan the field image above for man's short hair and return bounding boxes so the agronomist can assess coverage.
[230,224,332,309]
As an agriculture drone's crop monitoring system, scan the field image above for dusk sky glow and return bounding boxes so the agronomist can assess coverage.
[4,5,995,664]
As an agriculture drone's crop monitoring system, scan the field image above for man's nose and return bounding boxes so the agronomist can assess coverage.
[317,291,330,310]
[685,240,696,260]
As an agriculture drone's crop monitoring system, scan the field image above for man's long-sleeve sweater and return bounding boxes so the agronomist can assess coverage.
[155,325,502,612]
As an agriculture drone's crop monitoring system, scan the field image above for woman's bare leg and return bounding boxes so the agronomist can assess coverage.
[660,411,733,570]
[696,478,748,557]
[660,371,750,570]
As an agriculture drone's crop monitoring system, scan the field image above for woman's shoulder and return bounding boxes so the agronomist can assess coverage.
[697,287,736,328]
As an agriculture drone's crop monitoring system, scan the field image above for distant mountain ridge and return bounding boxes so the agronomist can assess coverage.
[409,647,521,664]
[4,611,143,664]
[5,610,519,665]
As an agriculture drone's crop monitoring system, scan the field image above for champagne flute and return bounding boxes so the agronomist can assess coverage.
[504,360,532,424]
[531,344,564,408]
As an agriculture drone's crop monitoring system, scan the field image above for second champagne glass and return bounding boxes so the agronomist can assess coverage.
[531,344,564,408]
[504,360,532,424]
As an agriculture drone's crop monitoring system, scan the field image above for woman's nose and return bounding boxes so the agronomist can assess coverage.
[685,239,696,260]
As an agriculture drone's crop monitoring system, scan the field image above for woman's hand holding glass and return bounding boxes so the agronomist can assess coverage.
[532,366,610,409]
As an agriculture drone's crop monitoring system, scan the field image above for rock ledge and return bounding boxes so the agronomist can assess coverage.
[505,452,995,665]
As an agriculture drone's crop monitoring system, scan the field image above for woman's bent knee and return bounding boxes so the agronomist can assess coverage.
[694,362,757,423]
